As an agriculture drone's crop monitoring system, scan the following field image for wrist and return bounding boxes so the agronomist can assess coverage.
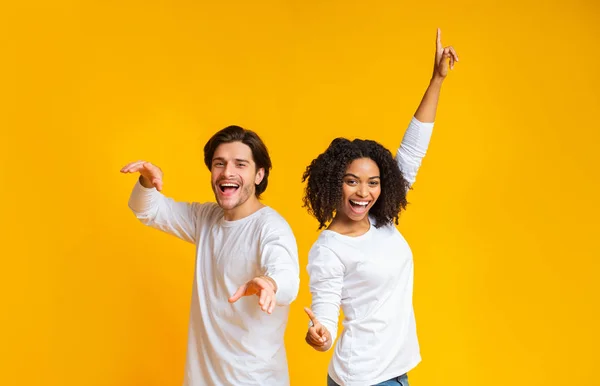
[429,76,445,88]
[139,175,154,189]
[259,275,278,293]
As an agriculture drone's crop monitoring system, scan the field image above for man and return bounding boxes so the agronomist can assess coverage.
[120,125,300,385]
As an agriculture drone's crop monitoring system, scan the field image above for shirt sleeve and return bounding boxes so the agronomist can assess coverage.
[260,219,300,306]
[396,116,435,188]
[127,179,198,244]
[307,244,344,349]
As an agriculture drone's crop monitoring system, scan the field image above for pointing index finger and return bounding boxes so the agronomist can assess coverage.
[304,307,319,325]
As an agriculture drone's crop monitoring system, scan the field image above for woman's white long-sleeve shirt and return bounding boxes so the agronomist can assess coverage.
[307,117,434,386]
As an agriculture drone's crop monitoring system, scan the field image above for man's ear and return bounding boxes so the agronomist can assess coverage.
[255,168,265,185]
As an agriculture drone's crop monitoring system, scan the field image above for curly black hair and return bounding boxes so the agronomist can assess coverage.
[302,138,410,229]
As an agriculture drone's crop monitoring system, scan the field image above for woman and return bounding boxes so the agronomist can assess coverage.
[302,29,459,386]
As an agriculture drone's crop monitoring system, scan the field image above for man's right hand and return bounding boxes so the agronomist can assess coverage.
[120,161,164,191]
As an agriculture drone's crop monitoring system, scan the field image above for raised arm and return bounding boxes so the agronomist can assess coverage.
[415,28,458,123]
[397,28,459,187]
[121,160,198,244]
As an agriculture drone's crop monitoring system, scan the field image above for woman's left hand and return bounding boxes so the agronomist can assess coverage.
[432,28,459,80]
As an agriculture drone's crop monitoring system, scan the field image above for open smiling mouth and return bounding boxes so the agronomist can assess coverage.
[219,183,240,194]
[349,200,370,208]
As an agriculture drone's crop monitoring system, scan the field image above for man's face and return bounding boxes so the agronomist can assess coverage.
[210,141,264,213]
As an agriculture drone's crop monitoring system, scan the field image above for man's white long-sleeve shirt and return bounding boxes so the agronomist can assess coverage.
[128,183,300,385]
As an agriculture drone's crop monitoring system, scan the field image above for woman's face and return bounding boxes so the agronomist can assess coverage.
[337,157,381,223]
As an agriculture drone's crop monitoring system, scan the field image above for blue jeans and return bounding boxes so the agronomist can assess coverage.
[327,373,409,386]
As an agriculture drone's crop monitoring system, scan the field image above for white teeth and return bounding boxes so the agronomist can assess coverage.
[220,183,239,187]
[350,200,369,206]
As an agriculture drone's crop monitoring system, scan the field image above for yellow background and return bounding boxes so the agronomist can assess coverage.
[2,1,599,385]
